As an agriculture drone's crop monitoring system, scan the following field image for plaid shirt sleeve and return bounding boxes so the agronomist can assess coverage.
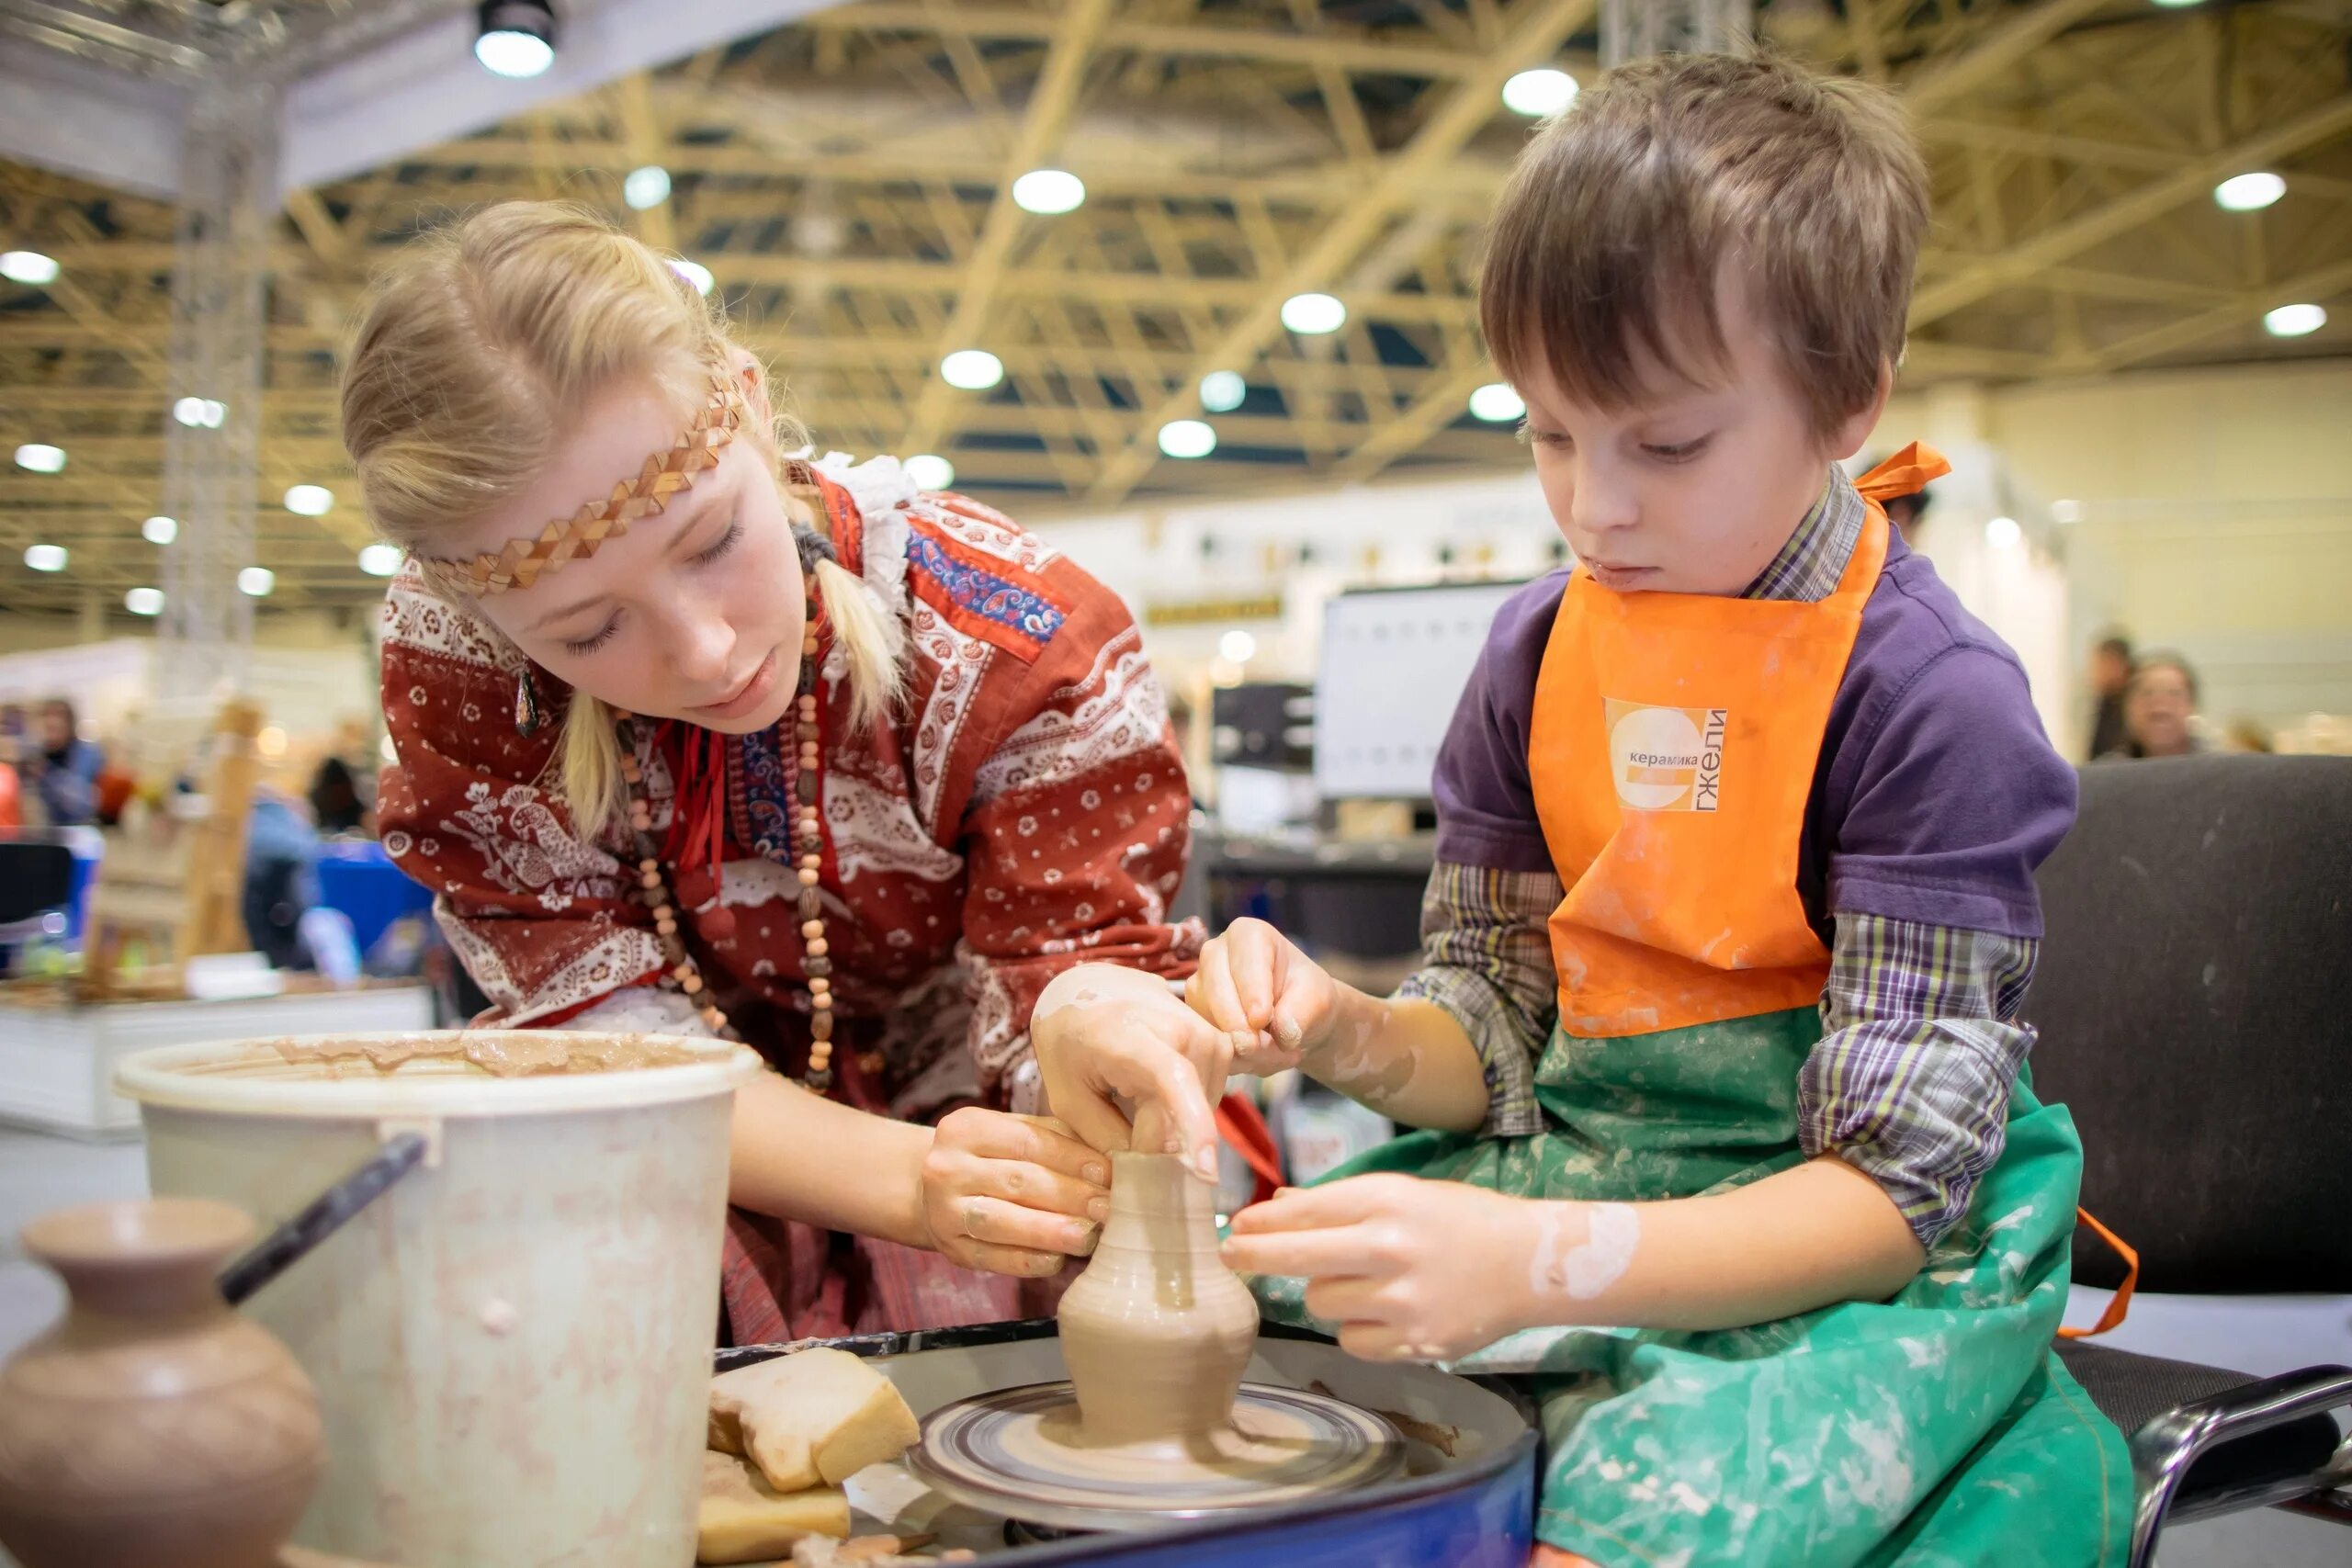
[1800,912,2040,1248]
[1395,858,1562,1139]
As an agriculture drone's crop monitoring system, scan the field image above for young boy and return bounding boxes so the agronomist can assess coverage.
[1034,52,2132,1568]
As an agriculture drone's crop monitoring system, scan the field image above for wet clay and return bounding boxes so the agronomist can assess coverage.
[1056,1151,1260,1449]
[0,1199,324,1568]
[268,1032,706,1078]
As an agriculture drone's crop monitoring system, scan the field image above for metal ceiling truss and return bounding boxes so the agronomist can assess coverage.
[3,0,2350,615]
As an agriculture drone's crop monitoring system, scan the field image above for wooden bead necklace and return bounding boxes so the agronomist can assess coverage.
[611,595,836,1093]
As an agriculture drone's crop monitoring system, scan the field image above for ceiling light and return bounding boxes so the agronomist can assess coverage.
[284,484,334,516]
[2050,499,2083,525]
[2213,172,2285,212]
[1158,419,1216,459]
[125,587,164,615]
[238,567,276,597]
[14,443,65,473]
[1011,168,1087,216]
[143,514,178,544]
[257,726,288,759]
[2264,302,2325,337]
[623,164,672,210]
[1986,515,2021,550]
[1199,370,1248,413]
[1280,292,1346,334]
[904,454,955,491]
[668,257,715,297]
[173,396,227,428]
[1469,382,1526,423]
[1219,630,1257,663]
[941,349,1005,390]
[1,250,61,287]
[358,544,403,577]
[474,0,556,78]
[1502,68,1578,118]
[24,544,66,572]
[2150,0,2205,8]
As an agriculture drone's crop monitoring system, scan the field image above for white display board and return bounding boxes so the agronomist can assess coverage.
[1315,581,1532,799]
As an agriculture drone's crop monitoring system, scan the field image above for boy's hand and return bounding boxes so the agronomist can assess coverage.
[1033,965,1233,1179]
[1185,917,1341,1075]
[1220,1174,1550,1362]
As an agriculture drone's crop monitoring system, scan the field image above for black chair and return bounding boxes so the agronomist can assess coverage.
[2028,754,2352,1566]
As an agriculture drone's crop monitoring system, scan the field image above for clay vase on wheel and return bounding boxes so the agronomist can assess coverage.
[1057,1151,1260,1448]
[0,1199,325,1568]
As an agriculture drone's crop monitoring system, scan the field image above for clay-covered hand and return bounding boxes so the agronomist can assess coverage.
[1183,917,1340,1077]
[1219,1174,1551,1362]
[916,1108,1111,1278]
[1032,964,1234,1180]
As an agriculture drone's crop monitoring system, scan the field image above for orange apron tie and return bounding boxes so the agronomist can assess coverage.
[2057,1208,2140,1338]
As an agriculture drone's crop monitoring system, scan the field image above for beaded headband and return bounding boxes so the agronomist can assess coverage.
[413,374,747,596]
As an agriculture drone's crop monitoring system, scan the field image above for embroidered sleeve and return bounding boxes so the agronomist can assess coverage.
[944,558,1204,1109]
[1395,859,1562,1139]
[1800,913,2039,1248]
[376,573,663,1025]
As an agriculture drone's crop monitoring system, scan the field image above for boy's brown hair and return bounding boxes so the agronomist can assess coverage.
[1479,51,1929,438]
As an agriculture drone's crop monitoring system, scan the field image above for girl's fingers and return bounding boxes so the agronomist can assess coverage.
[958,1240,1075,1279]
[956,1193,1100,1258]
[959,1112,1113,1188]
[968,1155,1109,1223]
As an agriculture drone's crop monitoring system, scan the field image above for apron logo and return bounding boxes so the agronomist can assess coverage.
[1604,701,1727,813]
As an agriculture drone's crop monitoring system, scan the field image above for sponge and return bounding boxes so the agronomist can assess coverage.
[708,1348,922,1491]
[697,1451,851,1565]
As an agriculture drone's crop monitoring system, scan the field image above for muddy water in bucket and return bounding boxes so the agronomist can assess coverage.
[115,1032,762,1568]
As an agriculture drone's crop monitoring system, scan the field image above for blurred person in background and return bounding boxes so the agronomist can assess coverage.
[308,754,371,834]
[23,699,105,826]
[2103,651,2203,760]
[2085,632,2135,761]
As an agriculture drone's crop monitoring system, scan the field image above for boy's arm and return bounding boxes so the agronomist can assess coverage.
[1296,860,1561,1134]
[1801,913,2041,1250]
[1223,1154,1923,1358]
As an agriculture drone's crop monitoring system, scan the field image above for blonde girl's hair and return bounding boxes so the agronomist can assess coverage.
[339,201,903,840]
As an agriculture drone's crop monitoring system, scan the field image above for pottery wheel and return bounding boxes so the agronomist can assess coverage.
[905,1380,1406,1532]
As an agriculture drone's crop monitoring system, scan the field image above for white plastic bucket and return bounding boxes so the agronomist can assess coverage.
[116,1032,763,1568]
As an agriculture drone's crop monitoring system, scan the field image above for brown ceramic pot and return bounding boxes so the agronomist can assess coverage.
[1057,1151,1261,1447]
[0,1199,325,1568]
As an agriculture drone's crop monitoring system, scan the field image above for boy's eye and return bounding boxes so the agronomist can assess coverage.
[1644,436,1711,462]
[1518,422,1571,449]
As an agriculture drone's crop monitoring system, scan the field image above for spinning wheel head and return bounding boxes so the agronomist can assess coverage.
[904,1380,1406,1533]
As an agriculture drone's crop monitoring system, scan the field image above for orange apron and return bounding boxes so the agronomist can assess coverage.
[1527,450,1924,1037]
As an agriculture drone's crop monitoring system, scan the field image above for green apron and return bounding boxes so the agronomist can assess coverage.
[1252,1008,2135,1565]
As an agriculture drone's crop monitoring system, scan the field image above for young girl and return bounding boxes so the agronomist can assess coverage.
[345,201,1217,1344]
[1037,56,2132,1568]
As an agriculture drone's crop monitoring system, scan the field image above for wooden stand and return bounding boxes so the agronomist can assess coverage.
[80,697,265,997]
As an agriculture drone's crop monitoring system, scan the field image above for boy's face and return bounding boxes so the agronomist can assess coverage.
[1516,265,1886,597]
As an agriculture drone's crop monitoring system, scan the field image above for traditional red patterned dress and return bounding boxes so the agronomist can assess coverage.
[377,454,1201,1343]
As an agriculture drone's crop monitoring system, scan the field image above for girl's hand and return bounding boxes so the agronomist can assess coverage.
[917,1109,1111,1278]
[1221,1174,1555,1362]
[1032,965,1235,1179]
[1184,918,1341,1074]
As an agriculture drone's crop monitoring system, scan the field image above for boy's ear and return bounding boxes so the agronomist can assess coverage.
[1830,359,1897,462]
